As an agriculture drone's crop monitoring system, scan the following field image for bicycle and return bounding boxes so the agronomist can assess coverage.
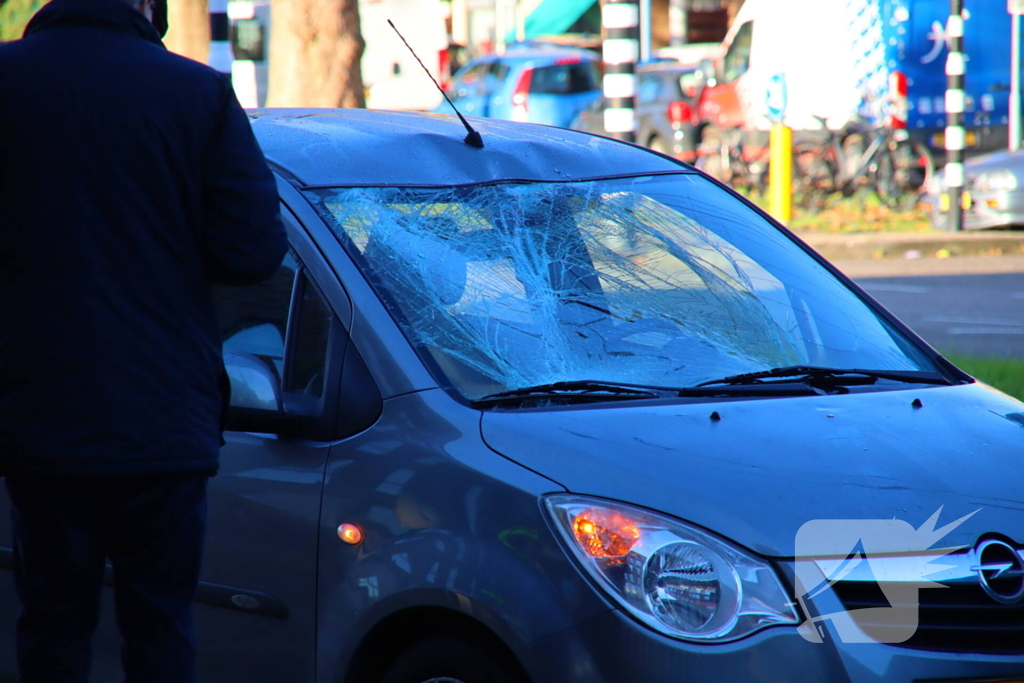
[794,115,935,210]
[695,125,771,194]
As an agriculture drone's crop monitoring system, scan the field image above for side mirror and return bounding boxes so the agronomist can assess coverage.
[225,350,283,412]
[695,58,718,89]
[223,351,290,434]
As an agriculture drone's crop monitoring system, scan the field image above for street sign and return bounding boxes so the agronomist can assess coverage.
[1011,0,1024,16]
[766,73,788,122]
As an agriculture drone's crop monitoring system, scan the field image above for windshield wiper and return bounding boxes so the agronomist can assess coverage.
[473,380,673,406]
[474,367,951,407]
[695,365,953,388]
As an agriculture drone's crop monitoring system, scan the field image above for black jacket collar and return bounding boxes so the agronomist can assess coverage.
[24,0,164,46]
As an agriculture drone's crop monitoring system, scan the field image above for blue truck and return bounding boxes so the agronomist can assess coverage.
[892,0,1017,152]
[695,0,1020,156]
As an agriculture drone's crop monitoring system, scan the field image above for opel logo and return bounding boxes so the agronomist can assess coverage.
[970,539,1024,605]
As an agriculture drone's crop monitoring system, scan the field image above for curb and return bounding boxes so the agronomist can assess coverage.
[791,230,1024,261]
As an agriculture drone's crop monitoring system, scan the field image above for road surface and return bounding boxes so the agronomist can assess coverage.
[834,257,1024,359]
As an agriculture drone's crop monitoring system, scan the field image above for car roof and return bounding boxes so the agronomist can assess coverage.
[637,61,697,75]
[473,46,599,65]
[249,108,688,187]
[961,148,1024,172]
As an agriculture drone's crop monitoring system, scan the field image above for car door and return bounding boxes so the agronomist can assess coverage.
[184,206,348,683]
[0,206,344,683]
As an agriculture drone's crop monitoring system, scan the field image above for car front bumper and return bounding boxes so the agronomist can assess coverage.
[526,607,1024,683]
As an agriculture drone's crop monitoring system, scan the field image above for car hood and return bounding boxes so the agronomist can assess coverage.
[480,383,1024,557]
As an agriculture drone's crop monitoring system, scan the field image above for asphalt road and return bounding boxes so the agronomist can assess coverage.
[840,258,1024,359]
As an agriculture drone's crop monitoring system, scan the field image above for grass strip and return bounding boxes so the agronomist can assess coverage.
[943,353,1024,402]
[741,190,934,233]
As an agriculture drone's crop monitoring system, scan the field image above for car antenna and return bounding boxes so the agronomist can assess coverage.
[387,19,484,149]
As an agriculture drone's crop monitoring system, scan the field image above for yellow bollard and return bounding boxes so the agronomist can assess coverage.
[768,123,792,223]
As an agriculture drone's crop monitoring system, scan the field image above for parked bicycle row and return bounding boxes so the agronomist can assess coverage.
[695,117,936,212]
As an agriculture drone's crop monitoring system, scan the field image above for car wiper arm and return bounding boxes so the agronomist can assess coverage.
[474,380,673,406]
[474,367,950,407]
[695,365,952,388]
[474,378,823,406]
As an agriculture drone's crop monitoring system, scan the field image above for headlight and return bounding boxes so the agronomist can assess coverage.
[974,170,1018,192]
[543,495,798,642]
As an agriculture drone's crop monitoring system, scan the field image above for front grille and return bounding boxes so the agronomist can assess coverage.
[831,579,1024,654]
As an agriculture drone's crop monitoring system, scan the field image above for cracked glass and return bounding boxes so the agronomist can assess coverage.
[304,174,935,400]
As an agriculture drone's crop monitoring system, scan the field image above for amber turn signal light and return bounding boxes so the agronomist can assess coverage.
[337,523,363,545]
[572,508,640,559]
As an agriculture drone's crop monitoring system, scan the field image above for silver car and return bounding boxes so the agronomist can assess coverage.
[571,62,701,162]
[2,110,1022,683]
[924,149,1024,229]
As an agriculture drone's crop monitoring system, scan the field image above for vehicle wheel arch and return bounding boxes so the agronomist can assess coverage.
[342,602,531,683]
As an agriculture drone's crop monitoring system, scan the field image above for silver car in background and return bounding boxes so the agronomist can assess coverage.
[924,149,1024,230]
[570,62,701,162]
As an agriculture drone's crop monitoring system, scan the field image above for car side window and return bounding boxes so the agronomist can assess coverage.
[585,61,602,91]
[284,273,333,399]
[530,63,597,95]
[569,63,598,93]
[722,21,753,83]
[214,250,333,405]
[485,61,510,95]
[677,71,698,98]
[451,63,489,100]
[217,251,298,381]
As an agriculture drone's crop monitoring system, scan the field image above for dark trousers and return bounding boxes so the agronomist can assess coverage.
[4,473,208,683]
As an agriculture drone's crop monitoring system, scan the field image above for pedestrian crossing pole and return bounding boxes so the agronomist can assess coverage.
[225,1,259,108]
[602,0,640,143]
[946,0,965,232]
[208,0,233,76]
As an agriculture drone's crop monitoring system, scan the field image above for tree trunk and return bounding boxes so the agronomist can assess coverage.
[267,0,365,108]
[163,0,210,64]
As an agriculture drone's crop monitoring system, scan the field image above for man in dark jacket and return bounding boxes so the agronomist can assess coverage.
[0,0,287,680]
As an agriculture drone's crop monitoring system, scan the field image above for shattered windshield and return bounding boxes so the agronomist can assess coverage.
[304,174,936,400]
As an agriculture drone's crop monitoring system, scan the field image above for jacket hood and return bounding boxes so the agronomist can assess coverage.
[24,0,165,44]
[481,383,1024,557]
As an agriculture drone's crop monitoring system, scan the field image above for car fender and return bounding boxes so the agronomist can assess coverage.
[319,528,612,682]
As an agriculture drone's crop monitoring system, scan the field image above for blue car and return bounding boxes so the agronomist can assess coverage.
[437,46,602,129]
[2,110,1023,683]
